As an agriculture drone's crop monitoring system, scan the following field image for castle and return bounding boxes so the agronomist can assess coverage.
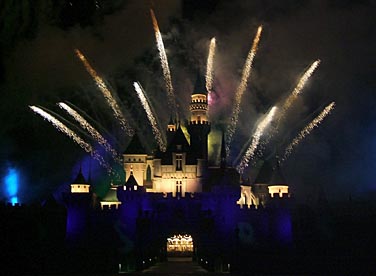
[64,74,293,272]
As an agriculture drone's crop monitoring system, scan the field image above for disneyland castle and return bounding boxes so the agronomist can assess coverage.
[63,75,293,273]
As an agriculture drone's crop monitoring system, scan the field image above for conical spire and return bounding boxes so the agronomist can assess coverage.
[73,166,88,184]
[168,125,190,151]
[193,72,208,95]
[123,132,146,154]
[168,114,175,125]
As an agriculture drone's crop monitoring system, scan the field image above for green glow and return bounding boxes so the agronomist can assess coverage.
[208,129,221,165]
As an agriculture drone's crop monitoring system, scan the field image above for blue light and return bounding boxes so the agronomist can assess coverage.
[4,168,19,205]
[10,196,18,205]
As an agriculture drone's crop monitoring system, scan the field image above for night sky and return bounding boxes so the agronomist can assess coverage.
[0,0,375,203]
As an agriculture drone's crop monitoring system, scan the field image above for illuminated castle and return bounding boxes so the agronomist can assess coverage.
[123,74,210,198]
[65,74,293,272]
[68,74,292,210]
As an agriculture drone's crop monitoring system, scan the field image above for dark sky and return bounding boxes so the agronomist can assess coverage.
[0,0,375,203]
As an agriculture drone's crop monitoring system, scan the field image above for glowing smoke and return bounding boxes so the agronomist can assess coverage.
[58,102,122,163]
[29,105,113,174]
[133,82,167,152]
[74,49,133,136]
[236,106,277,174]
[150,9,177,117]
[281,102,335,162]
[226,26,263,154]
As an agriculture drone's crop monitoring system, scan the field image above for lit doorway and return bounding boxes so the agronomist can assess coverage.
[166,234,194,261]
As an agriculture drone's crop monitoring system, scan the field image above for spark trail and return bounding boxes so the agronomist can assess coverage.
[58,102,122,163]
[134,82,167,152]
[29,105,112,173]
[150,9,177,117]
[226,26,263,154]
[281,102,335,162]
[279,60,321,120]
[206,37,216,93]
[236,106,277,174]
[74,49,133,136]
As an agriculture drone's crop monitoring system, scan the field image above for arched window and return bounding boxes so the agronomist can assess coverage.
[146,165,151,182]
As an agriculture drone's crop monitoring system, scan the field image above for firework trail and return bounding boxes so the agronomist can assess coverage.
[150,9,177,117]
[281,102,335,163]
[226,26,263,154]
[74,49,133,136]
[29,105,113,173]
[206,37,216,93]
[278,60,321,121]
[134,82,167,152]
[58,102,122,163]
[236,106,277,174]
[65,101,120,146]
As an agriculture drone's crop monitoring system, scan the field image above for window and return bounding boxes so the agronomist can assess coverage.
[176,154,182,171]
[176,181,182,193]
[146,165,151,182]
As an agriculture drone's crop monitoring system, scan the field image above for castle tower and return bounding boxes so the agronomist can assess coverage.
[187,73,211,160]
[123,133,148,186]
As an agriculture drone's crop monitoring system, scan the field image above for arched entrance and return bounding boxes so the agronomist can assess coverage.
[166,234,194,261]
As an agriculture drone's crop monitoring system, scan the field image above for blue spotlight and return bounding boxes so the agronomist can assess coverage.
[4,168,19,205]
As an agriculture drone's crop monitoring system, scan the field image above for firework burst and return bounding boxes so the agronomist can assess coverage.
[206,37,216,93]
[226,26,263,154]
[74,49,133,136]
[150,9,177,117]
[281,102,335,162]
[29,105,113,173]
[236,106,277,174]
[134,82,167,152]
[58,102,122,163]
[278,60,321,121]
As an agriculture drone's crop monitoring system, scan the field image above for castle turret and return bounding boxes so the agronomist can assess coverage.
[253,158,290,206]
[70,167,90,193]
[65,168,92,245]
[187,73,211,160]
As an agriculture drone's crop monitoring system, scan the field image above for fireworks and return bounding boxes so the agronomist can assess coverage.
[58,102,122,163]
[29,19,335,184]
[281,102,335,162]
[226,26,263,154]
[206,37,216,93]
[74,49,133,136]
[29,105,112,173]
[150,9,177,117]
[133,82,167,152]
[279,60,321,120]
[236,106,277,174]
